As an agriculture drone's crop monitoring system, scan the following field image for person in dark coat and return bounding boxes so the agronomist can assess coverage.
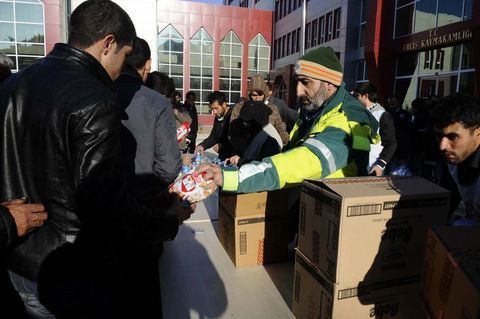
[195,91,235,160]
[227,101,281,166]
[184,91,199,153]
[0,2,193,317]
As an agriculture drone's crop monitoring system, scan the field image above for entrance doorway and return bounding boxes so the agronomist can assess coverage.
[419,75,457,98]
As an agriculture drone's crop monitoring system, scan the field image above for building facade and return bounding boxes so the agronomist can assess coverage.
[0,0,68,72]
[70,0,272,125]
[227,0,366,108]
[365,0,479,108]
[228,0,479,109]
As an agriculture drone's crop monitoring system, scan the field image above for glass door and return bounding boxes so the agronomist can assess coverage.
[419,75,458,98]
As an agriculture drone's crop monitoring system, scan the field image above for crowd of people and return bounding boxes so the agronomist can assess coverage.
[0,0,479,318]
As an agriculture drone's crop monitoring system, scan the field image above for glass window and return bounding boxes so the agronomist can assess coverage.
[356,60,367,82]
[15,3,43,23]
[311,19,318,47]
[17,43,43,55]
[0,2,14,21]
[461,42,473,70]
[0,22,15,42]
[414,0,436,33]
[158,24,184,94]
[326,12,333,42]
[437,0,463,26]
[396,52,418,76]
[459,72,475,95]
[464,0,473,20]
[17,56,38,69]
[334,8,341,39]
[190,28,214,114]
[220,31,243,105]
[1,1,45,72]
[319,17,325,44]
[397,0,415,7]
[248,33,270,78]
[395,4,414,37]
[16,23,44,43]
[0,42,15,54]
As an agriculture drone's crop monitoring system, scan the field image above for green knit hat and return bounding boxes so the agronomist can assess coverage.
[294,47,343,86]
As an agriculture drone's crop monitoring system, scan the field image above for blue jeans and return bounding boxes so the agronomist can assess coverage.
[8,270,55,319]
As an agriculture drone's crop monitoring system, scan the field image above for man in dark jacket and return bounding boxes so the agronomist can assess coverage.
[195,91,234,160]
[355,82,397,176]
[0,1,192,318]
[184,91,199,153]
[115,37,181,206]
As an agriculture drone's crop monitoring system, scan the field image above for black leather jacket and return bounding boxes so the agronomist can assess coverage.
[0,43,179,281]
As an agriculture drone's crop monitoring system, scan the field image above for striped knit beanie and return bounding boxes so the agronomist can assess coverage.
[294,47,343,86]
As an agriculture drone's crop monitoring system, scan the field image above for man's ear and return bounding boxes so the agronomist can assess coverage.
[102,35,116,55]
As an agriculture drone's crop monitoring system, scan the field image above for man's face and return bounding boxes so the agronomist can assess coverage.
[101,41,132,81]
[436,122,480,164]
[249,90,265,102]
[210,101,228,118]
[296,76,329,112]
[355,93,368,107]
[186,95,196,106]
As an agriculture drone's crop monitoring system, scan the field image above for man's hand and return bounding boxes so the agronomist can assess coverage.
[369,165,384,176]
[225,155,240,166]
[181,153,193,167]
[195,163,223,187]
[168,197,196,225]
[1,199,48,237]
[194,145,204,155]
[212,143,220,153]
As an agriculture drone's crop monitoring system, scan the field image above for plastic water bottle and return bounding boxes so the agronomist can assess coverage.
[194,151,202,166]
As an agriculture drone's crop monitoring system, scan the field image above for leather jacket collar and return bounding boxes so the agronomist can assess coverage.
[49,43,115,92]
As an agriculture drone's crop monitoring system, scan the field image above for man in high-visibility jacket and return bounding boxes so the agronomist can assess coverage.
[198,46,379,193]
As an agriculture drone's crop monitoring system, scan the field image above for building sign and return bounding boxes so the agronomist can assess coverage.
[401,26,472,52]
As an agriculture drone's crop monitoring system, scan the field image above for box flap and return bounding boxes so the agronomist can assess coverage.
[305,177,449,199]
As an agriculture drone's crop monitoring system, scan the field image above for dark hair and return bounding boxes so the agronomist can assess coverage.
[186,91,196,100]
[173,91,182,99]
[207,91,227,105]
[145,71,175,98]
[430,94,480,129]
[0,52,14,82]
[68,0,136,50]
[124,37,151,70]
[356,82,378,103]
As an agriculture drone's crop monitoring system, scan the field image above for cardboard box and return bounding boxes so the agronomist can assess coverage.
[218,190,292,267]
[298,177,450,283]
[292,250,427,319]
[422,226,480,319]
[219,189,291,218]
[218,209,290,267]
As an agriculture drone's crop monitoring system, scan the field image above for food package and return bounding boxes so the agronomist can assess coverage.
[169,172,217,204]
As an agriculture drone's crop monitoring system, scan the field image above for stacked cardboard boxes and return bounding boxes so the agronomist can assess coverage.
[422,225,480,318]
[218,189,293,267]
[292,177,450,319]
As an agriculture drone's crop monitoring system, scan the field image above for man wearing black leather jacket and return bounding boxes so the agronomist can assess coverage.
[0,1,193,318]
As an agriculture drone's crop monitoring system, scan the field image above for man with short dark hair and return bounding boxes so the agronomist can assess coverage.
[355,82,397,176]
[198,47,378,192]
[115,37,181,205]
[0,1,192,317]
[431,94,480,224]
[195,91,234,160]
